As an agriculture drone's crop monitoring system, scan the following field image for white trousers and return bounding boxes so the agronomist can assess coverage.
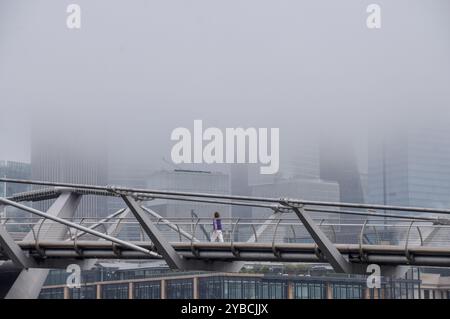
[211,230,224,242]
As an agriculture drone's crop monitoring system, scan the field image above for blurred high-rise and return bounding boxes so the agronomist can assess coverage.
[320,138,365,204]
[368,122,450,209]
[30,110,108,218]
[319,135,365,242]
[367,120,450,245]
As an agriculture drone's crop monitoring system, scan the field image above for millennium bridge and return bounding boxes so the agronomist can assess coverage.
[1,178,450,298]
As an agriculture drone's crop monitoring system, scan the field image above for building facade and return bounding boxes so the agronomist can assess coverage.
[0,160,31,197]
[0,160,31,222]
[420,272,450,299]
[367,123,450,244]
[368,124,450,210]
[39,266,421,300]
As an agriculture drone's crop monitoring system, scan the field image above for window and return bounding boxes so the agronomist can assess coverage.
[225,279,242,299]
[166,279,193,299]
[262,280,286,299]
[242,280,256,299]
[134,281,161,299]
[332,284,362,299]
[102,284,128,299]
[199,277,223,299]
[293,282,325,299]
[70,285,96,299]
[39,288,64,299]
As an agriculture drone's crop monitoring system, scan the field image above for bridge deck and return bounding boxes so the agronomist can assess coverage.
[2,240,449,267]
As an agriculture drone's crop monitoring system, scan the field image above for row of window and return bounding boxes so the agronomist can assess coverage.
[199,278,287,299]
[39,276,420,299]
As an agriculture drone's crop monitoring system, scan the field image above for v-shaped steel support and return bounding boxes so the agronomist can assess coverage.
[291,206,353,273]
[122,195,187,269]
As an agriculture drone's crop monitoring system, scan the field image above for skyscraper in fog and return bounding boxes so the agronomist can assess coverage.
[320,138,364,204]
[319,136,365,242]
[31,111,108,218]
[368,122,450,209]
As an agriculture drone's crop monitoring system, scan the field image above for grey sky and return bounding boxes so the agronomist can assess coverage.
[0,0,449,175]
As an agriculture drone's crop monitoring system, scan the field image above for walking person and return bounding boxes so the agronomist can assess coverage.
[211,211,224,242]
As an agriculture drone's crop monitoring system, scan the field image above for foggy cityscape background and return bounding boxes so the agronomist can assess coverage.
[0,1,449,219]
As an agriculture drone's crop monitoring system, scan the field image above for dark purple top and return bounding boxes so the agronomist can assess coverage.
[213,218,222,231]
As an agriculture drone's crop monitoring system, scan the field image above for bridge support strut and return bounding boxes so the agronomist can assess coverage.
[122,195,188,269]
[2,192,81,299]
[291,205,353,274]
